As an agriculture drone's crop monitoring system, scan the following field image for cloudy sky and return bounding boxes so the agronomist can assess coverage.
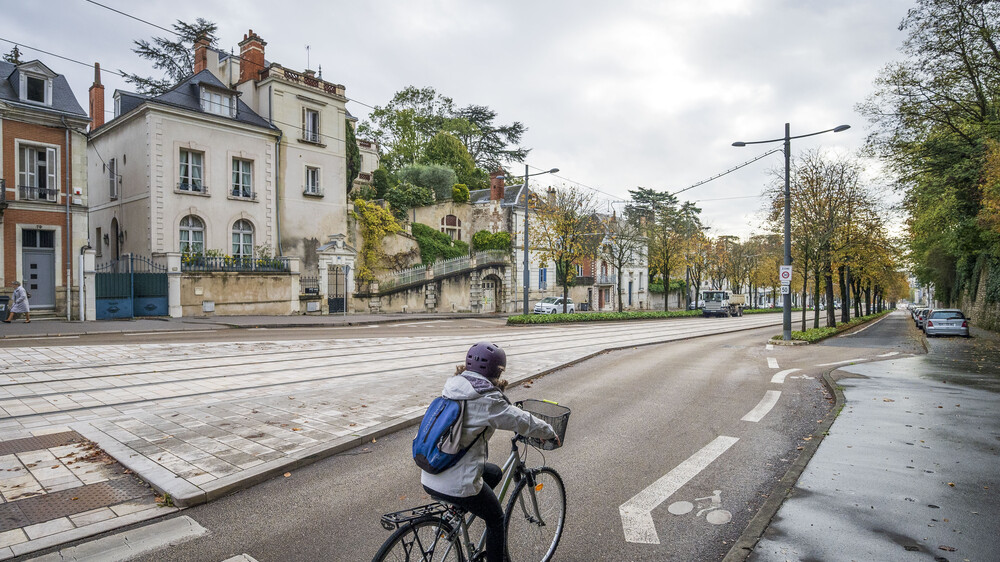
[4,0,913,237]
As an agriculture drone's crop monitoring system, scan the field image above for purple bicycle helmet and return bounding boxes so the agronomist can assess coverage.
[466,341,506,379]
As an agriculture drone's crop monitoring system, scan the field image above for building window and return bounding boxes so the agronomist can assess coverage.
[232,219,254,258]
[304,166,321,195]
[27,76,46,103]
[231,159,253,198]
[95,227,103,257]
[201,88,234,117]
[180,215,205,254]
[18,145,57,201]
[302,108,320,143]
[441,214,462,240]
[108,158,119,200]
[179,149,204,192]
[22,229,55,249]
[575,264,583,276]
[538,267,548,291]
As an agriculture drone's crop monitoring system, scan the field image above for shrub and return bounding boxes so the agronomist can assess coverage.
[452,183,470,203]
[770,310,892,343]
[472,230,512,252]
[398,164,458,201]
[412,222,468,264]
[507,309,701,325]
[385,182,435,221]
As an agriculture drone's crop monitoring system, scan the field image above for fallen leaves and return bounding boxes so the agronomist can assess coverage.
[283,472,291,478]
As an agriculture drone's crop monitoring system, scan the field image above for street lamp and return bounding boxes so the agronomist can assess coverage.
[732,123,849,341]
[501,165,560,315]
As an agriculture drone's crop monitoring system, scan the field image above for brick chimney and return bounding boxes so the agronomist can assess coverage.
[547,186,557,206]
[89,63,104,130]
[238,30,267,84]
[489,170,506,202]
[193,35,210,74]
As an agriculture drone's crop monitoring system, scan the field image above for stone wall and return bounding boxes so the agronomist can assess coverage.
[960,268,1000,332]
[181,271,298,316]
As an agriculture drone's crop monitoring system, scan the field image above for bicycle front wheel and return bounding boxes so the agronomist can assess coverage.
[372,516,464,562]
[504,467,566,562]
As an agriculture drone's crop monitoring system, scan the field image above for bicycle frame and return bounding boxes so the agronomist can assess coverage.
[446,435,538,560]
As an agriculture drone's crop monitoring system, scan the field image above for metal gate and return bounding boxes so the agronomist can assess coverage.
[327,264,347,313]
[96,255,169,319]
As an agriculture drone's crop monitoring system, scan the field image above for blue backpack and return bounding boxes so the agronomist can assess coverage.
[413,375,495,474]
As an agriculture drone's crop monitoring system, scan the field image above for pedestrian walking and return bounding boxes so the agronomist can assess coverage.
[4,281,30,323]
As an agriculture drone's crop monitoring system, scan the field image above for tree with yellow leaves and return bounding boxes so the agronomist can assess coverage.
[530,186,601,312]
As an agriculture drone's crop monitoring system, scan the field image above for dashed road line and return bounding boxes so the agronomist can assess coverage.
[741,391,782,422]
[765,344,774,351]
[620,436,739,544]
[766,357,779,369]
[770,368,800,384]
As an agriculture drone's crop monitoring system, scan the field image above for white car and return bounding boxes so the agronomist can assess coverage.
[533,297,575,314]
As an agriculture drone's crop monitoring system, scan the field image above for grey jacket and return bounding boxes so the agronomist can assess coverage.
[421,370,557,497]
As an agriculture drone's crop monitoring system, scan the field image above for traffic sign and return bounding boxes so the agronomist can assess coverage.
[779,265,793,285]
[780,285,790,295]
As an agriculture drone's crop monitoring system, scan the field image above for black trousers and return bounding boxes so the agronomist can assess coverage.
[425,463,505,562]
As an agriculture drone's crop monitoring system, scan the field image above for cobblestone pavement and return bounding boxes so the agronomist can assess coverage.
[0,315,780,558]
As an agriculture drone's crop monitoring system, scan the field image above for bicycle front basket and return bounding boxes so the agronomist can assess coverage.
[518,399,570,450]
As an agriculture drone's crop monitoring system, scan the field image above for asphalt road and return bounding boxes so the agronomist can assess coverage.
[100,318,911,562]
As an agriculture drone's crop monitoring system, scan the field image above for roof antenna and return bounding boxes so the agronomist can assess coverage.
[305,45,310,70]
[318,64,322,80]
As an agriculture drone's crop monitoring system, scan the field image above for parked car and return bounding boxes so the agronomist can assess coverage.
[924,309,970,337]
[687,299,706,310]
[915,308,931,331]
[533,297,575,314]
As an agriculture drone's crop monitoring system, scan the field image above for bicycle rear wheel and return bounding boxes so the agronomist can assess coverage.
[504,467,566,562]
[372,516,464,562]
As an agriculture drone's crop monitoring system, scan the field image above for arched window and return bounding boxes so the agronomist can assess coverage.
[232,219,254,258]
[179,215,204,254]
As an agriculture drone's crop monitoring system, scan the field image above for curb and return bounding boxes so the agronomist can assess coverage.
[722,367,845,562]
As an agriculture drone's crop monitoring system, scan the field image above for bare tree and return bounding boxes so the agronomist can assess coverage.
[600,213,645,312]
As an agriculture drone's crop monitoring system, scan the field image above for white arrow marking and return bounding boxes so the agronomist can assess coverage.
[770,368,800,383]
[741,390,782,422]
[620,436,739,544]
[767,357,779,369]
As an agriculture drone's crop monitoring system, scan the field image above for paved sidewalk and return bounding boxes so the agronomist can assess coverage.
[0,312,490,341]
[743,325,1000,562]
[0,314,784,559]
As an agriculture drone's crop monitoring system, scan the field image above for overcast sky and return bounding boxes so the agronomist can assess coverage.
[4,0,913,237]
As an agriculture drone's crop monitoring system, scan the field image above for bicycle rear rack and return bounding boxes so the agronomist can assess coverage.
[380,502,452,530]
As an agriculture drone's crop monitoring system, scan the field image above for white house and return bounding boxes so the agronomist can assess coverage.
[87,69,280,261]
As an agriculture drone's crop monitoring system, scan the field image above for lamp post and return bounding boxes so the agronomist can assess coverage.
[733,123,849,340]
[502,165,559,314]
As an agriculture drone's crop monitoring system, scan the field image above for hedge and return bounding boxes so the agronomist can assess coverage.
[772,310,892,343]
[507,309,702,325]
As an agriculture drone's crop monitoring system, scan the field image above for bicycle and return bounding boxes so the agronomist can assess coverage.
[373,400,570,562]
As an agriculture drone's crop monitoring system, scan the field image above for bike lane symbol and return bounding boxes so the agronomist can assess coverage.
[667,490,732,525]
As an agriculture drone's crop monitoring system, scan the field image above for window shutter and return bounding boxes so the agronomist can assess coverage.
[47,148,57,200]
[19,148,29,188]
[301,107,307,139]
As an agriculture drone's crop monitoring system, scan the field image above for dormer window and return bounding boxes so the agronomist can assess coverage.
[20,73,52,105]
[201,87,235,117]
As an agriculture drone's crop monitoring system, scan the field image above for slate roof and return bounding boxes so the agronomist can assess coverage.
[0,60,87,118]
[469,184,531,206]
[108,69,276,132]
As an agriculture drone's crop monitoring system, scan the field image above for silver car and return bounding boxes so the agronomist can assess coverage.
[924,309,970,337]
[533,297,575,314]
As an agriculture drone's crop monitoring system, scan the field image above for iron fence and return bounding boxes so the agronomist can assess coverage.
[182,255,290,272]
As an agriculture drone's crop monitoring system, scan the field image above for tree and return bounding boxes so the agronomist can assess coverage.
[384,182,434,221]
[421,132,484,189]
[629,187,703,310]
[452,184,470,203]
[3,45,23,65]
[346,121,362,197]
[358,86,529,176]
[372,167,395,200]
[600,214,645,311]
[397,164,457,201]
[122,18,218,95]
[531,186,601,312]
[858,0,1000,305]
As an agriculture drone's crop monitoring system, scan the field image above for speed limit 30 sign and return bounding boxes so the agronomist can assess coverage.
[779,265,793,285]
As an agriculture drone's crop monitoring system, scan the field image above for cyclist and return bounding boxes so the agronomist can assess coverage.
[421,341,558,562]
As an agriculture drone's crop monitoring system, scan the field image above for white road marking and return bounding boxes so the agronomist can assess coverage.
[125,330,217,336]
[770,368,800,384]
[767,357,779,369]
[838,312,891,336]
[221,555,260,562]
[391,321,447,328]
[877,351,900,357]
[30,515,207,561]
[620,436,739,544]
[741,391,782,422]
[5,335,80,340]
[765,344,774,351]
[815,358,867,367]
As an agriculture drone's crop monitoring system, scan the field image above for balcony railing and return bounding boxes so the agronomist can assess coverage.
[18,185,58,202]
[357,172,372,182]
[303,185,324,197]
[301,131,321,144]
[376,251,512,291]
[230,188,257,201]
[574,276,594,286]
[182,255,291,272]
[596,274,616,285]
[177,182,207,194]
